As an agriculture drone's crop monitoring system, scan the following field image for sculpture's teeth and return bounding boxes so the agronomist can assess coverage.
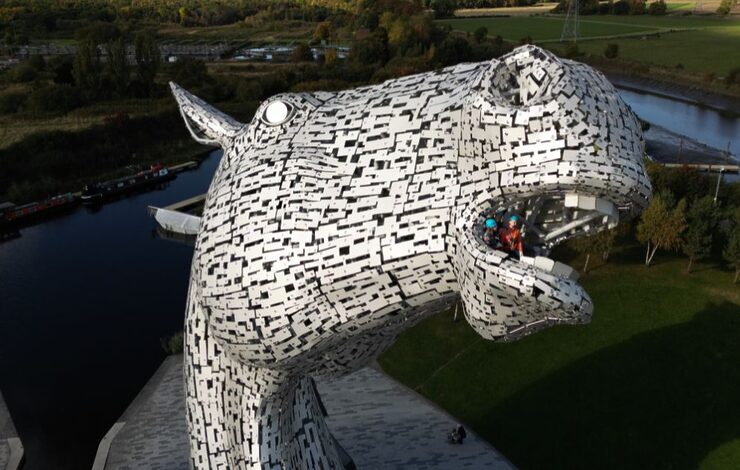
[520,255,578,281]
[563,193,619,228]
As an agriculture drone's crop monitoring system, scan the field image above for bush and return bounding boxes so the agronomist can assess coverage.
[604,43,619,59]
[648,0,668,14]
[0,92,26,115]
[25,84,82,114]
[726,67,740,86]
[717,0,737,15]
[291,43,314,63]
[235,79,263,102]
[430,0,456,18]
[613,0,631,13]
[10,63,38,83]
[28,55,45,71]
[703,72,716,83]
[473,26,488,43]
[629,0,647,14]
[160,331,184,355]
[564,43,580,59]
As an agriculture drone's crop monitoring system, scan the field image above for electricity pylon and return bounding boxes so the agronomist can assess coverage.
[560,0,579,43]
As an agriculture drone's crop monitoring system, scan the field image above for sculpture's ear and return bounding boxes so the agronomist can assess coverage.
[170,82,243,147]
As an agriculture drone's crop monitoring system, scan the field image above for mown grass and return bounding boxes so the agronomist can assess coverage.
[549,25,740,76]
[439,14,735,42]
[379,246,740,470]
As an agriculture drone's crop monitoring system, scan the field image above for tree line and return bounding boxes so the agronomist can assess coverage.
[571,162,740,283]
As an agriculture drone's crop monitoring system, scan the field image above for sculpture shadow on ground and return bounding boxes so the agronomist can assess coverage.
[481,302,740,470]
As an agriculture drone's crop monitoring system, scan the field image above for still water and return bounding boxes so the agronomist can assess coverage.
[617,87,740,157]
[0,87,738,470]
[0,151,220,469]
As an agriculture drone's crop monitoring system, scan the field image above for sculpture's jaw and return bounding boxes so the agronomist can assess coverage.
[454,188,647,342]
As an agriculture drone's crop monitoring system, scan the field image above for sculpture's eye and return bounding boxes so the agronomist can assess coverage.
[262,100,293,125]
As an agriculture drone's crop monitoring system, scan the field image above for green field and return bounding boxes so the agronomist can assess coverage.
[551,26,740,75]
[379,247,740,470]
[440,15,740,76]
[439,15,735,41]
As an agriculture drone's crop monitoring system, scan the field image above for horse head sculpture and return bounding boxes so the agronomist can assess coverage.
[172,45,651,469]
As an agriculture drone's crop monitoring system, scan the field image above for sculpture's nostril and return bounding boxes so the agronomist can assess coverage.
[489,51,554,108]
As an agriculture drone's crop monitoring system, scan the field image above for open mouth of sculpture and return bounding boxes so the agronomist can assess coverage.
[474,192,621,280]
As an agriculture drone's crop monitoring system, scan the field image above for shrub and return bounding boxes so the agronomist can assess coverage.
[235,79,263,102]
[160,331,184,355]
[726,67,740,86]
[717,0,737,15]
[0,92,25,115]
[10,63,37,83]
[613,0,631,13]
[604,43,619,59]
[291,43,314,63]
[629,0,647,14]
[474,26,488,43]
[648,0,668,14]
[564,43,580,58]
[703,72,716,83]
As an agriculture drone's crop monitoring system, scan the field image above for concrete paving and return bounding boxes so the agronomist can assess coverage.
[0,389,23,470]
[98,355,515,470]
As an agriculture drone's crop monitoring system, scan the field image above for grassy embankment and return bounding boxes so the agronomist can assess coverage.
[439,15,740,96]
[379,244,740,470]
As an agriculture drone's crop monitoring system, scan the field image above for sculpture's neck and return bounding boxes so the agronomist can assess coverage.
[188,357,343,469]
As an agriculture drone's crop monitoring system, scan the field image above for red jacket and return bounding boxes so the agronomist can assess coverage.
[500,227,523,254]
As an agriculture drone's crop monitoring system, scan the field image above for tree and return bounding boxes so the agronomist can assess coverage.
[106,38,129,98]
[717,0,737,15]
[571,228,616,273]
[324,48,338,67]
[474,26,488,43]
[73,39,102,97]
[681,196,716,273]
[134,31,160,97]
[170,57,209,89]
[430,0,456,18]
[313,20,333,43]
[636,192,687,266]
[648,0,667,14]
[291,43,314,62]
[724,229,740,283]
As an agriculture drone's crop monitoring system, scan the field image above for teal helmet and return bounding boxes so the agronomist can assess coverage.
[509,215,520,224]
[485,218,497,229]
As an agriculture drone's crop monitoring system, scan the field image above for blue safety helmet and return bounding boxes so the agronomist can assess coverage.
[509,215,520,224]
[485,218,497,229]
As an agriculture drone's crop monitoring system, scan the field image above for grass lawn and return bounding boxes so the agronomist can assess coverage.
[379,246,740,470]
[438,15,735,42]
[548,25,740,76]
[440,15,740,77]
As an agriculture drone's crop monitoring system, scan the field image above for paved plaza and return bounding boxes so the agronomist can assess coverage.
[98,355,515,469]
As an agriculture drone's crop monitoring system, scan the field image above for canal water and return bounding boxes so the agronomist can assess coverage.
[617,87,740,158]
[0,152,220,470]
[0,87,738,470]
